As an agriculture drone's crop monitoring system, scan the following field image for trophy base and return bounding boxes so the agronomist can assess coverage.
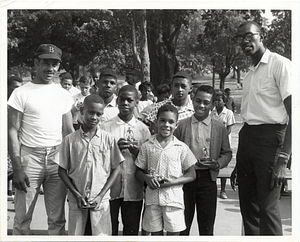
[82,202,97,209]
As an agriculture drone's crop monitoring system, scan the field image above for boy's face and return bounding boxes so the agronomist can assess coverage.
[80,83,91,96]
[117,90,138,117]
[156,111,178,139]
[61,79,73,91]
[214,95,225,110]
[81,102,104,129]
[172,77,192,102]
[141,87,152,99]
[97,75,117,99]
[193,90,213,121]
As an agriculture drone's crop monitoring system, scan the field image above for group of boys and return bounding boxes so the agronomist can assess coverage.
[7,20,291,237]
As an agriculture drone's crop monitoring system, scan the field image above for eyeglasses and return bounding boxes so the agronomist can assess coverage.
[235,33,260,44]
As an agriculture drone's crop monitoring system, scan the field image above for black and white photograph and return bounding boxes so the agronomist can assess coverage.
[1,0,299,241]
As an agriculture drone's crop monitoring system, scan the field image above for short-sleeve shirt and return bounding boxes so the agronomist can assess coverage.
[58,128,125,203]
[212,107,235,128]
[135,135,197,209]
[72,93,89,124]
[146,98,194,123]
[101,115,151,201]
[8,82,73,147]
[241,49,292,125]
[99,94,119,124]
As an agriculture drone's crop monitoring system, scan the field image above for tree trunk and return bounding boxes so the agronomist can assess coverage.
[212,68,215,88]
[147,19,180,90]
[139,10,150,82]
[131,13,141,72]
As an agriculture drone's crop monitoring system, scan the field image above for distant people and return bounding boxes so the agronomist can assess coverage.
[135,104,197,235]
[71,75,92,130]
[137,81,154,114]
[101,85,151,235]
[90,68,101,94]
[95,68,119,123]
[58,94,124,235]
[139,83,171,123]
[60,72,81,97]
[175,85,232,235]
[212,91,235,199]
[8,44,74,235]
[224,88,236,113]
[146,72,194,134]
[8,76,23,98]
[231,21,291,235]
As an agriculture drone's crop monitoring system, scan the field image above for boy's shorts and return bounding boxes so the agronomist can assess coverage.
[68,200,111,235]
[142,205,186,233]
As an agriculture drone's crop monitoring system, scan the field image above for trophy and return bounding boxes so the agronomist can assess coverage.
[126,127,138,146]
[82,182,96,209]
[149,168,165,184]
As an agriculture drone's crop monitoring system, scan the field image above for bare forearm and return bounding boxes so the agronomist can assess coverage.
[62,111,75,137]
[58,167,81,197]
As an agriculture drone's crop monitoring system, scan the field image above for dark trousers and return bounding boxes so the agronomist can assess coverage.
[236,123,286,235]
[110,198,143,235]
[180,169,217,235]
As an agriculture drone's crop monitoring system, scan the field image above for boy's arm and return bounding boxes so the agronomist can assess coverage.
[58,166,87,208]
[90,164,121,210]
[135,167,160,190]
[160,165,196,188]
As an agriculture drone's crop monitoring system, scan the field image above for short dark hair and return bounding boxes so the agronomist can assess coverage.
[118,85,139,98]
[157,84,171,96]
[157,104,178,121]
[139,81,153,92]
[83,94,104,107]
[79,75,93,85]
[59,72,73,81]
[100,68,117,81]
[215,90,227,103]
[238,21,261,33]
[172,71,192,85]
[194,85,216,103]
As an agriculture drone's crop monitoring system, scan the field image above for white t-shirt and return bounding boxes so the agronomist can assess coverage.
[137,100,153,114]
[8,82,74,147]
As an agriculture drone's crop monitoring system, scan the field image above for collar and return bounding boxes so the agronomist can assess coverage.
[149,134,183,146]
[105,94,117,107]
[79,127,100,138]
[191,114,211,126]
[115,115,137,126]
[249,49,270,71]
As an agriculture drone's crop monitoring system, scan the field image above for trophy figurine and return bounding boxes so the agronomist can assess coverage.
[126,127,138,146]
[82,182,96,209]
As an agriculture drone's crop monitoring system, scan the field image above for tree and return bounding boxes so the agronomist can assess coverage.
[197,10,245,90]
[264,10,291,60]
[146,10,195,89]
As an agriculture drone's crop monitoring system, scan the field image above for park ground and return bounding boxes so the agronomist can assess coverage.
[5,74,292,238]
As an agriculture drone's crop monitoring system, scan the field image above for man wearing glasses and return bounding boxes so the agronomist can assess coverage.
[231,21,292,235]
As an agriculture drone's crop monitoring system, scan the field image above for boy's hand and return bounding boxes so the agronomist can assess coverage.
[89,194,103,210]
[197,159,219,170]
[230,166,238,191]
[127,144,139,157]
[159,178,172,188]
[144,174,160,190]
[117,138,129,150]
[75,194,87,209]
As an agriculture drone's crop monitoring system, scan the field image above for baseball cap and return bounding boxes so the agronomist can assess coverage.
[100,68,117,80]
[172,71,192,83]
[36,44,62,61]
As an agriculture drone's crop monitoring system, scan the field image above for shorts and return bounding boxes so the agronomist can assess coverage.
[142,205,186,233]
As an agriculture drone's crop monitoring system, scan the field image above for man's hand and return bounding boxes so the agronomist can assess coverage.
[144,174,160,190]
[12,169,30,193]
[89,194,103,210]
[270,156,287,190]
[197,159,219,170]
[230,166,238,191]
[75,194,87,209]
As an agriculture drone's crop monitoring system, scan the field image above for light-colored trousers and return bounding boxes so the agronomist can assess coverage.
[13,145,66,235]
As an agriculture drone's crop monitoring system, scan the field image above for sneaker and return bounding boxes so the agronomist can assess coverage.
[220,191,228,199]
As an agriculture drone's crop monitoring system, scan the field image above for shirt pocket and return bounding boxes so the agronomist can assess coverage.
[92,145,111,174]
[255,76,278,96]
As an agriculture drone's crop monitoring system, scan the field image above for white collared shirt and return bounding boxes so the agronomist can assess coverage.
[241,49,292,125]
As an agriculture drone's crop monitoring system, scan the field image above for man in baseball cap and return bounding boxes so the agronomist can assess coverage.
[36,44,62,61]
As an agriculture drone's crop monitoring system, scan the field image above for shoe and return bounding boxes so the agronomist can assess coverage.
[220,191,228,199]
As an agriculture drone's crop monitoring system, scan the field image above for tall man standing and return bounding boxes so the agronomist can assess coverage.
[231,21,292,235]
[8,44,74,235]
